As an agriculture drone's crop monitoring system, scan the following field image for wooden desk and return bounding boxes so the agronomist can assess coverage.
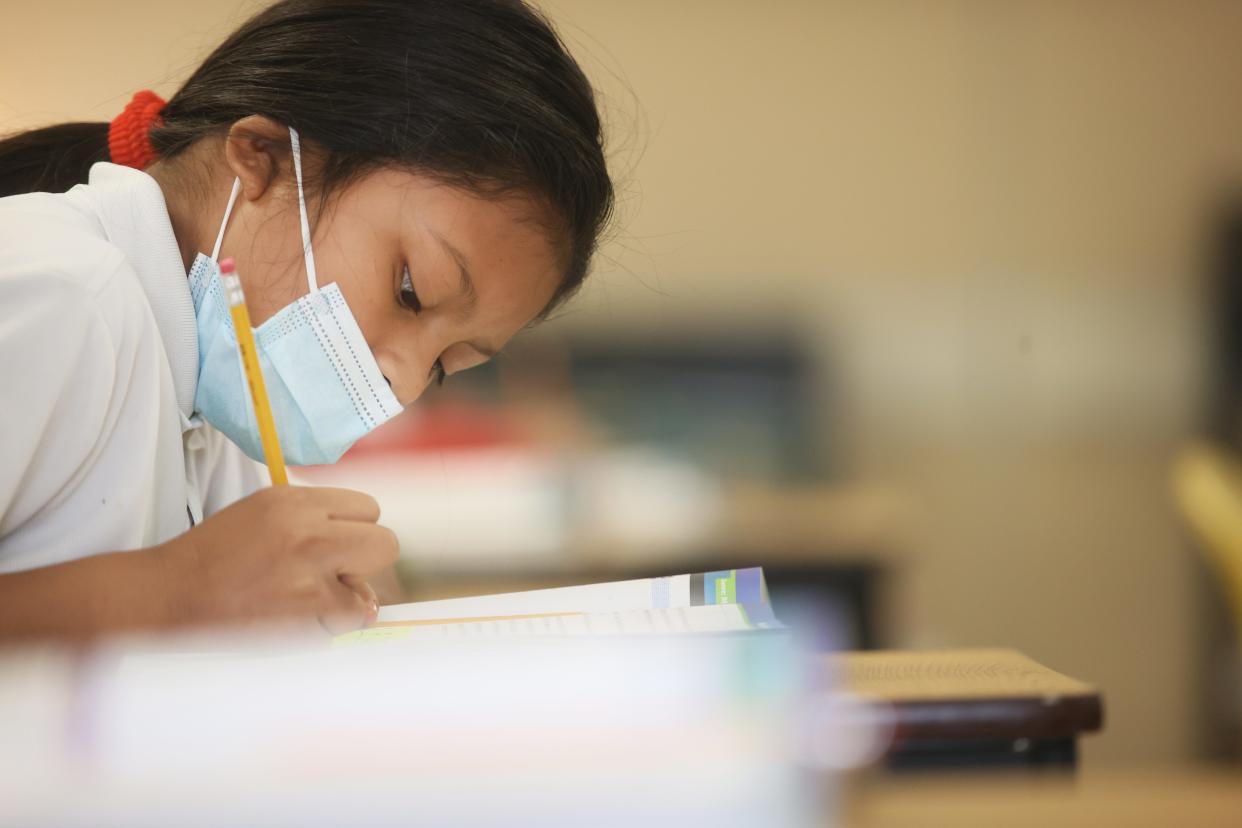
[845,768,1242,827]
[828,649,1104,770]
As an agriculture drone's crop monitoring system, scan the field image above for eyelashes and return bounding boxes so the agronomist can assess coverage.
[399,266,422,313]
[399,265,446,387]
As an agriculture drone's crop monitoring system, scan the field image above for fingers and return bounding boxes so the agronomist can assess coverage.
[293,486,382,523]
[322,488,381,523]
[318,521,400,575]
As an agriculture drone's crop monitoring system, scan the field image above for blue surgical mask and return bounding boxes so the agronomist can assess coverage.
[188,127,403,466]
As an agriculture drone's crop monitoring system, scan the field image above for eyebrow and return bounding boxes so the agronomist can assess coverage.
[428,229,497,359]
[431,230,478,309]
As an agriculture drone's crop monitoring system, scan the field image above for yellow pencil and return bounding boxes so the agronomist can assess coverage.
[220,257,289,486]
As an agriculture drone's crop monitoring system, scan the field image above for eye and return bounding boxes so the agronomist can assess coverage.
[399,266,422,313]
[400,266,447,387]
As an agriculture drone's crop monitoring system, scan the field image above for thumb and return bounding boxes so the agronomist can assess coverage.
[319,576,374,635]
[339,574,379,625]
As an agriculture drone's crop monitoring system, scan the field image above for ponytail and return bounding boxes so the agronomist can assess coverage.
[0,89,164,198]
[0,122,109,197]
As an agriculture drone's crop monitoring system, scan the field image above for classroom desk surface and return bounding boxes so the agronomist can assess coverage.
[826,648,1104,769]
[843,768,1242,828]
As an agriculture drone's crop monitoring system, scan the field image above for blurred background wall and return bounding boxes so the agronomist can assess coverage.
[6,0,1242,765]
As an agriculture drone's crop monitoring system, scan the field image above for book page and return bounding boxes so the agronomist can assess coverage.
[377,567,770,624]
[339,602,781,645]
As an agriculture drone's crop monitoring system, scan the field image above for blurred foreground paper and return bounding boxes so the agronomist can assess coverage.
[0,605,821,827]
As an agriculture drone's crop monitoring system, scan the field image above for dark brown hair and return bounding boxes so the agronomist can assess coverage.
[0,0,613,308]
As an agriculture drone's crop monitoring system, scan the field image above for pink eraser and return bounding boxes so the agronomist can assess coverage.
[219,257,236,274]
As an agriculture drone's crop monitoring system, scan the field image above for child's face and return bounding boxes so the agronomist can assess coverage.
[236,167,563,406]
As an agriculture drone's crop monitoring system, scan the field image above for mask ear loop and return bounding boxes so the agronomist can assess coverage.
[289,127,319,295]
[210,178,242,262]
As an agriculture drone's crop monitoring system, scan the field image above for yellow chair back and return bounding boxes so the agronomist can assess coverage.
[1173,441,1242,633]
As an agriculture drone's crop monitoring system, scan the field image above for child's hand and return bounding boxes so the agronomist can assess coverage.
[160,486,398,633]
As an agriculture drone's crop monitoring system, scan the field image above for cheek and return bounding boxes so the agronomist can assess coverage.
[322,245,397,347]
[349,295,404,359]
[311,214,394,312]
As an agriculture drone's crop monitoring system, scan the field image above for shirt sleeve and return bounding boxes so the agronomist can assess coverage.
[0,266,123,540]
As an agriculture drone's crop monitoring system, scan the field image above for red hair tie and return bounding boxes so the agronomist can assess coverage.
[108,90,167,170]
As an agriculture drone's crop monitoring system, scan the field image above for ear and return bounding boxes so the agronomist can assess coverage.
[223,115,293,203]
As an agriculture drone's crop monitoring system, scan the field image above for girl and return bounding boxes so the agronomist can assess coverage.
[0,0,613,639]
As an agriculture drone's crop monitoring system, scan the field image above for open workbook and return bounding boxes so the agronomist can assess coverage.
[335,567,782,644]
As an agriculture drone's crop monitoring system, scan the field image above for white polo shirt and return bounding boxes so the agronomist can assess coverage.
[0,163,266,574]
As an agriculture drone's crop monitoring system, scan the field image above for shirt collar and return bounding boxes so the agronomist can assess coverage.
[84,162,199,421]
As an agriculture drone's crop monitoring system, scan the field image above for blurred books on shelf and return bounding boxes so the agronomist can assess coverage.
[300,446,902,572]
